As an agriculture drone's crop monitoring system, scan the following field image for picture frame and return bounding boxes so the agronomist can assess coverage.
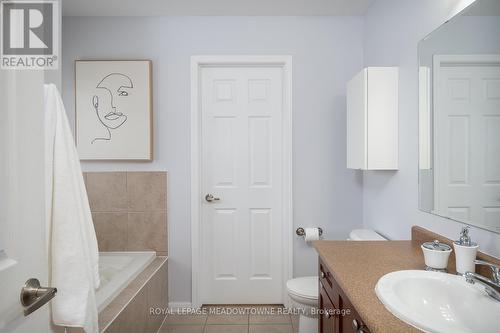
[74,60,153,160]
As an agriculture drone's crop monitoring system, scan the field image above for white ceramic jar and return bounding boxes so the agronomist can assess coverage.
[421,240,452,271]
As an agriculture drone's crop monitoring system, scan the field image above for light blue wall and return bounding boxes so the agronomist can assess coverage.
[419,15,500,67]
[61,2,500,306]
[363,0,500,256]
[62,16,365,305]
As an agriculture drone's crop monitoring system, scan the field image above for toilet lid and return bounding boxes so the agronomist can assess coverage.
[286,276,318,300]
[349,229,386,241]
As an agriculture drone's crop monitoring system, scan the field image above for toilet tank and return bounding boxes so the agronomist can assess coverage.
[348,229,386,241]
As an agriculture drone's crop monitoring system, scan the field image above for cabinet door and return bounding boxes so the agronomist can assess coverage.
[339,295,356,333]
[319,261,338,307]
[319,286,337,333]
[339,294,371,333]
[366,67,398,170]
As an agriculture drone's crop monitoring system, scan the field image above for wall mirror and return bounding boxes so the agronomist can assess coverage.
[418,0,500,233]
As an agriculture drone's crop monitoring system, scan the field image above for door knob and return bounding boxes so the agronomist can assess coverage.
[20,278,57,316]
[205,194,220,202]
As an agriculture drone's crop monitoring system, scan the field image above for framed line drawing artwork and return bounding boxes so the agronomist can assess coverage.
[75,60,153,160]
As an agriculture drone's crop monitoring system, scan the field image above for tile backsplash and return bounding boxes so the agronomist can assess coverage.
[84,172,168,255]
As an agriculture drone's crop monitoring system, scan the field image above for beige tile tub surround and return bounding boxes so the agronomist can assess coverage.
[60,257,168,333]
[84,171,168,254]
[102,257,168,333]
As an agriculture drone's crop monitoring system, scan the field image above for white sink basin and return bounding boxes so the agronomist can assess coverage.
[375,270,500,333]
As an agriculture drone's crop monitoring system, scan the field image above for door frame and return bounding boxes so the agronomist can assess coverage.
[190,55,293,308]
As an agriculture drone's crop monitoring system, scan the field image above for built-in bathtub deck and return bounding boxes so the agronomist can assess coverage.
[100,256,168,333]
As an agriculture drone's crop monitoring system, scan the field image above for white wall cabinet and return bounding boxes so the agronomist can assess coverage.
[347,67,398,170]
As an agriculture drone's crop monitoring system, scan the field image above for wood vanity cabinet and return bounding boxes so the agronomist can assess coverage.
[319,258,371,333]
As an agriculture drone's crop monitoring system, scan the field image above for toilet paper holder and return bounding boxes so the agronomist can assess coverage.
[296,227,323,237]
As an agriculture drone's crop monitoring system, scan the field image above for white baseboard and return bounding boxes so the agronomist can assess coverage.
[168,302,194,310]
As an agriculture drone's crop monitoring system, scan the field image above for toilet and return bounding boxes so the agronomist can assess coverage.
[286,277,318,333]
[348,228,386,241]
[287,229,386,333]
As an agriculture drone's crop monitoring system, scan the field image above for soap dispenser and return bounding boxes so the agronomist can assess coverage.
[453,226,479,275]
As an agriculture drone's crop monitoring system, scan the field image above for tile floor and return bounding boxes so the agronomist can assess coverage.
[158,306,299,333]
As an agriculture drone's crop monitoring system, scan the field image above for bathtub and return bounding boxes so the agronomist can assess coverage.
[96,251,156,312]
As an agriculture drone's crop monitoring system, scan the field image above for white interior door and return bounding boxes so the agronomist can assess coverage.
[435,63,500,232]
[200,66,284,304]
[0,70,51,332]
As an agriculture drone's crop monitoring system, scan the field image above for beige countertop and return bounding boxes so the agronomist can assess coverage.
[313,240,425,333]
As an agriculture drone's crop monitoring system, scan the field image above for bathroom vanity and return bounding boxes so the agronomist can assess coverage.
[314,226,500,333]
[315,241,420,333]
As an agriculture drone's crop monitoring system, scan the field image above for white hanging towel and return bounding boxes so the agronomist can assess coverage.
[44,84,100,333]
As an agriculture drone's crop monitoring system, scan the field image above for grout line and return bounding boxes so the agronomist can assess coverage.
[156,314,168,333]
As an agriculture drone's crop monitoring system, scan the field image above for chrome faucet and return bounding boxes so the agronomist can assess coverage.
[464,259,500,302]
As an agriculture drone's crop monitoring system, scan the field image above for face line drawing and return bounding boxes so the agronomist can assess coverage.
[91,73,133,144]
[91,96,114,144]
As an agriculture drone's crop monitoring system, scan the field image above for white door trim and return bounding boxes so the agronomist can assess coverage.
[190,55,293,308]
